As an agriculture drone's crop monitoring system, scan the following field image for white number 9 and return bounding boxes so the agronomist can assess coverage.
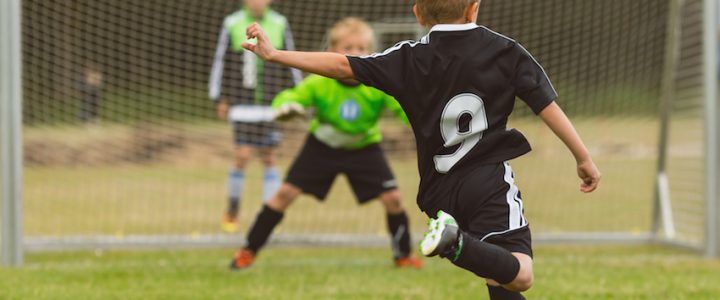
[433,93,488,173]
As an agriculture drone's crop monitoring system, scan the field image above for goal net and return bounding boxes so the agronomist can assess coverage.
[18,0,706,250]
[660,0,708,250]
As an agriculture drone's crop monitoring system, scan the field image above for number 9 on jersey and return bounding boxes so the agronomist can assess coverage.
[434,93,489,174]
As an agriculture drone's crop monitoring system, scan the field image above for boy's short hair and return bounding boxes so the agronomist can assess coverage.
[328,17,375,50]
[416,0,479,26]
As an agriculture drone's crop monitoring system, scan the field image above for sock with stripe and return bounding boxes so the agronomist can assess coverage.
[262,167,281,204]
[387,212,411,258]
[450,231,521,285]
[227,169,244,213]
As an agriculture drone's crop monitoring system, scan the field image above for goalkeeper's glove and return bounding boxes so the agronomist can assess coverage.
[273,103,307,121]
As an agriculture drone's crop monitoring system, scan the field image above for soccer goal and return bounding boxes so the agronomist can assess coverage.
[2,0,719,265]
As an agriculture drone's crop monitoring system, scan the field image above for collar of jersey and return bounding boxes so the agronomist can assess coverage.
[429,23,479,33]
[421,23,479,43]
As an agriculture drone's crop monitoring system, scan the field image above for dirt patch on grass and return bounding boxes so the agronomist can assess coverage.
[24,122,417,167]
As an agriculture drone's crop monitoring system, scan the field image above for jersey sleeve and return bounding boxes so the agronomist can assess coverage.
[271,75,317,109]
[513,43,558,114]
[208,25,230,101]
[346,41,414,97]
[384,94,409,125]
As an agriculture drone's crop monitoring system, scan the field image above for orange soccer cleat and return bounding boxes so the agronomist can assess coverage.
[395,255,423,269]
[229,249,255,270]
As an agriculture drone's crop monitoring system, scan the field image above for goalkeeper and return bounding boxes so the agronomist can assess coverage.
[230,18,422,270]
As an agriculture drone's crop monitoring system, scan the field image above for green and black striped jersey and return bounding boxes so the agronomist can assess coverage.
[209,8,301,121]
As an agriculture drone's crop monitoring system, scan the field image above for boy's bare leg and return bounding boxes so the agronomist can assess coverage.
[230,183,301,269]
[486,252,534,292]
[247,183,300,252]
[379,189,404,214]
[422,212,532,295]
[484,253,533,300]
[223,145,253,232]
[267,183,301,212]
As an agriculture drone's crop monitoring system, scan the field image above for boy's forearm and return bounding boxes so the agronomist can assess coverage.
[268,51,354,81]
[538,102,592,163]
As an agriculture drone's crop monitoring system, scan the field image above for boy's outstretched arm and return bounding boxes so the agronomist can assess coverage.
[538,102,601,193]
[242,23,355,81]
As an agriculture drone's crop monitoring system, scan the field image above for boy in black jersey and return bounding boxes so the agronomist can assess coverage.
[240,0,601,298]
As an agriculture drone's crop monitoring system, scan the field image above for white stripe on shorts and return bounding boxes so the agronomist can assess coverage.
[503,162,527,230]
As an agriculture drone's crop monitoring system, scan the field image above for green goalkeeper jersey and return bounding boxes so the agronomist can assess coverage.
[273,75,408,149]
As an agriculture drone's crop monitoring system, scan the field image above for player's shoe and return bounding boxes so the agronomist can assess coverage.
[221,211,239,233]
[420,210,461,259]
[394,255,423,269]
[229,249,255,270]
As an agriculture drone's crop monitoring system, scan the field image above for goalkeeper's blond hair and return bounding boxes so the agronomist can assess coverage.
[328,17,375,50]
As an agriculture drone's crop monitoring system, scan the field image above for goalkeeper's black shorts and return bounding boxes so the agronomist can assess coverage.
[285,134,398,203]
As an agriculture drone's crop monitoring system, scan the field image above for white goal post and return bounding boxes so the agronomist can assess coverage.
[0,0,24,266]
[703,0,720,259]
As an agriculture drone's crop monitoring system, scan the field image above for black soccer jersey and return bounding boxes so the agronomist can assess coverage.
[347,23,557,211]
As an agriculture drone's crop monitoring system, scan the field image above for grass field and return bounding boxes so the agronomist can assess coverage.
[1,245,719,299]
[22,117,677,238]
[12,117,715,299]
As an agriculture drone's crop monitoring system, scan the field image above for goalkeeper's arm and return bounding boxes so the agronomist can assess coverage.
[271,79,315,121]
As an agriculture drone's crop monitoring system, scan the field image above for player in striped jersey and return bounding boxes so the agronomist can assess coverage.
[209,0,301,233]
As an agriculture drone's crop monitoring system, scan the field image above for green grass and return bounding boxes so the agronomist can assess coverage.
[1,245,719,299]
[22,155,657,236]
[23,117,668,237]
[13,117,715,299]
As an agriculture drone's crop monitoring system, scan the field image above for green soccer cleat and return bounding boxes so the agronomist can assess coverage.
[420,210,460,258]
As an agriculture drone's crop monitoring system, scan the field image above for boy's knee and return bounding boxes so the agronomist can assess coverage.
[506,270,533,292]
[259,149,277,167]
[380,190,404,214]
[505,253,534,292]
[268,184,300,211]
[234,148,252,169]
[261,156,276,167]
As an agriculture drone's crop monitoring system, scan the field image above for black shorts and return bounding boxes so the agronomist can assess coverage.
[232,122,281,148]
[285,134,398,203]
[424,162,533,257]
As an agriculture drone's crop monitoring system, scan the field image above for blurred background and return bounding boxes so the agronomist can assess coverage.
[2,0,720,299]
[17,0,696,247]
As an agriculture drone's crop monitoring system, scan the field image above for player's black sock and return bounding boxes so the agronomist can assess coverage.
[487,285,526,300]
[246,205,284,253]
[228,197,239,214]
[450,232,520,285]
[387,212,411,258]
